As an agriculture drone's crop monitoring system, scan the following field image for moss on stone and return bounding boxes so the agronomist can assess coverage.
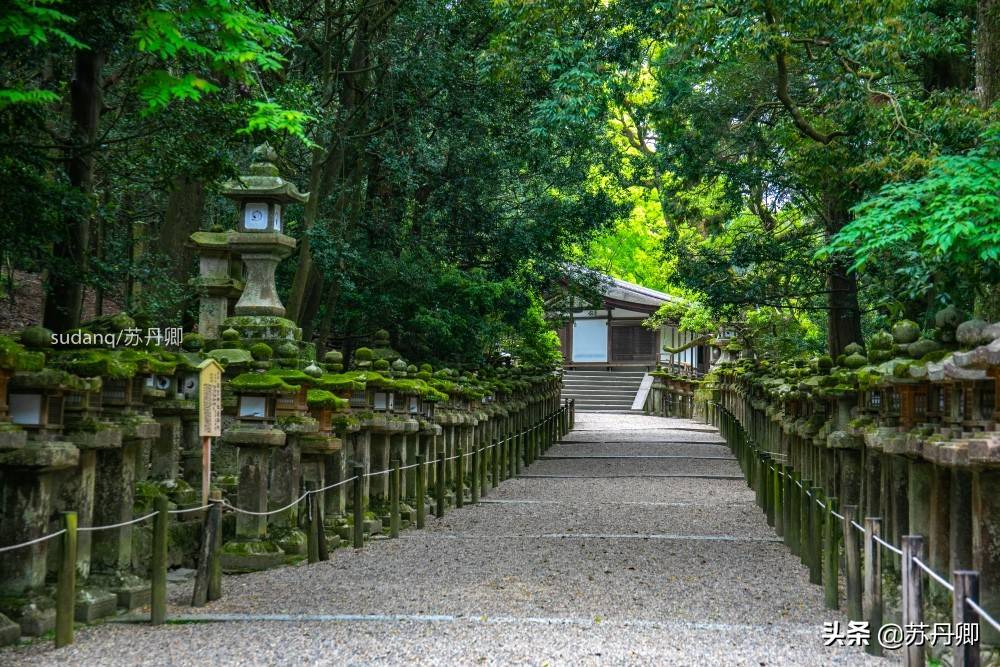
[249,342,273,361]
[306,389,349,410]
[228,371,298,393]
[0,335,45,372]
[208,348,253,365]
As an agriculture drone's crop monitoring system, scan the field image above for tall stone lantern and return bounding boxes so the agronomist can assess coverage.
[221,143,308,326]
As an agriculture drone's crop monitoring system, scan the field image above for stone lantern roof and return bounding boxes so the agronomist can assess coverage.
[221,143,309,204]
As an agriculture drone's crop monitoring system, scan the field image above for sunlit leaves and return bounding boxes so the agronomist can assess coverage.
[238,102,317,146]
[132,0,304,139]
[823,126,1000,299]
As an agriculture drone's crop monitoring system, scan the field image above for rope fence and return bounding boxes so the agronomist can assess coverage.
[0,400,574,650]
[713,401,999,666]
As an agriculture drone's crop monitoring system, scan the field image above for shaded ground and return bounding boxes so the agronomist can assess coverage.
[2,412,896,666]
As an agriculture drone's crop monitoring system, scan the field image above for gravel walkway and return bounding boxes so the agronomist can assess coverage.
[2,411,896,666]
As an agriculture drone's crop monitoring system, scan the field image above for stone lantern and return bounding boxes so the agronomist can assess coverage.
[188,229,243,340]
[222,144,307,320]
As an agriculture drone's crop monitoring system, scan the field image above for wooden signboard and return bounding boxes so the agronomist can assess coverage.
[199,359,223,437]
[198,359,223,504]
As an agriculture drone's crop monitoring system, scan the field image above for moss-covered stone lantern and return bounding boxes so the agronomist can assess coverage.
[221,143,307,320]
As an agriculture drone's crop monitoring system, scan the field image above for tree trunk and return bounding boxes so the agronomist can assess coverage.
[159,176,205,327]
[975,0,1000,319]
[287,9,374,324]
[978,0,1000,107]
[824,197,863,358]
[44,49,104,331]
[826,258,864,357]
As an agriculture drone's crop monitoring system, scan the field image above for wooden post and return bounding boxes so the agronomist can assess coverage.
[151,495,168,625]
[764,456,775,527]
[515,428,523,476]
[509,433,516,480]
[470,444,480,505]
[809,487,824,586]
[201,435,212,506]
[774,462,783,537]
[416,454,426,529]
[456,448,465,508]
[192,493,223,606]
[824,496,840,609]
[788,470,800,555]
[317,490,329,562]
[390,458,401,538]
[864,517,884,656]
[491,439,499,489]
[842,505,862,621]
[306,483,320,563]
[479,440,488,498]
[952,570,981,667]
[436,449,446,518]
[799,479,813,566]
[901,535,924,667]
[352,464,364,549]
[208,490,222,601]
[55,511,77,648]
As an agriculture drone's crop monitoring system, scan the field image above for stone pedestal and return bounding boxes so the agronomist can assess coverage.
[151,413,182,480]
[220,426,286,572]
[928,464,950,573]
[60,426,121,622]
[0,440,79,634]
[179,415,202,489]
[974,468,1000,642]
[90,434,152,610]
[348,430,371,506]
[228,234,296,317]
[324,449,346,518]
[268,437,305,555]
[371,432,391,502]
[951,468,974,571]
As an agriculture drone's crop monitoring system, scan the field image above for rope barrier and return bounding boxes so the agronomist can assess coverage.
[913,557,954,592]
[222,492,309,517]
[313,476,358,494]
[79,511,158,532]
[0,529,67,553]
[871,531,903,557]
[715,401,1000,635]
[168,504,213,515]
[967,598,1000,634]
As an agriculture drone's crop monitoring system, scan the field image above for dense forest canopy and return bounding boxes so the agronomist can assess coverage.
[1,0,998,364]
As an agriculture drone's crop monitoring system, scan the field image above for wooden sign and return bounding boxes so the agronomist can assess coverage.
[197,359,223,505]
[198,359,223,437]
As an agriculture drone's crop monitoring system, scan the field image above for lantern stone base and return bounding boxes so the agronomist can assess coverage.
[89,572,150,610]
[219,539,286,573]
[0,594,54,636]
[221,315,301,346]
[74,586,118,622]
[0,612,19,646]
[0,428,26,450]
[272,527,308,556]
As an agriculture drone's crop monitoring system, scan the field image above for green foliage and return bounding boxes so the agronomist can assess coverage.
[507,295,563,370]
[823,126,1000,305]
[130,0,312,141]
[238,103,317,145]
[741,307,825,360]
[0,0,82,108]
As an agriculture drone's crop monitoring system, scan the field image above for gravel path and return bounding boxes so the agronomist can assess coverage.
[2,411,896,666]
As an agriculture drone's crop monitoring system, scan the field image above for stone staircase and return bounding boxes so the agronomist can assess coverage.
[562,368,647,412]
